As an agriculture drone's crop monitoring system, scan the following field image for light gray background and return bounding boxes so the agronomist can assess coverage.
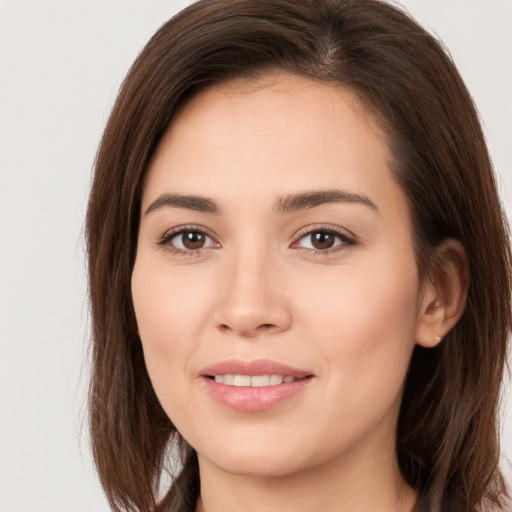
[0,1,510,510]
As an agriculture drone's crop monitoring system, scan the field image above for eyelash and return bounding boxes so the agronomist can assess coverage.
[293,225,357,255]
[157,225,357,256]
[156,225,218,256]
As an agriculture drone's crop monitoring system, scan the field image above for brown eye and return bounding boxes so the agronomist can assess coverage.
[295,228,355,252]
[181,231,206,249]
[165,229,216,251]
[310,232,335,250]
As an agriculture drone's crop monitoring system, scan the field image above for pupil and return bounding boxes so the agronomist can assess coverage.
[312,232,334,249]
[183,231,205,249]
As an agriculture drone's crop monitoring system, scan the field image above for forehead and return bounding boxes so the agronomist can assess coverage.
[162,73,387,157]
[143,73,402,217]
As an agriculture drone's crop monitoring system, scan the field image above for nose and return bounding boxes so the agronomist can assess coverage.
[214,249,292,338]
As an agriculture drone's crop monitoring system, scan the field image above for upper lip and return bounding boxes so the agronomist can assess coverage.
[200,358,313,378]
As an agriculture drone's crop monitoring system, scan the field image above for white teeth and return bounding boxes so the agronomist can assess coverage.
[269,374,284,385]
[234,375,251,387]
[251,375,269,387]
[212,374,296,387]
[223,374,235,385]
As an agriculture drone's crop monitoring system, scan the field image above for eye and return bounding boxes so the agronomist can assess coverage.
[158,227,218,253]
[293,227,356,252]
[173,230,213,250]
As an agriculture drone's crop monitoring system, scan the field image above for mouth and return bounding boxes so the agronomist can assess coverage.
[207,374,306,387]
[200,359,314,412]
[200,358,313,383]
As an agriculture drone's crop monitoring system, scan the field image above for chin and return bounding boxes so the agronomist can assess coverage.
[199,447,308,479]
[192,426,327,480]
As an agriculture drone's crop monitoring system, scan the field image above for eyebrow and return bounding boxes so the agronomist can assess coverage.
[145,194,221,215]
[275,189,378,214]
[144,189,378,217]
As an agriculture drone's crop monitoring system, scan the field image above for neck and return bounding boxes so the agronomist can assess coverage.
[195,440,417,512]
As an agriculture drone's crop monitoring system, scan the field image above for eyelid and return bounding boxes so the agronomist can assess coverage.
[291,225,357,252]
[155,223,356,255]
[156,224,221,254]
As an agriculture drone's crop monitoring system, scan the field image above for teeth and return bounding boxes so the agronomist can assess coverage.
[223,374,234,385]
[234,375,251,386]
[251,375,270,387]
[213,374,295,387]
[269,375,284,385]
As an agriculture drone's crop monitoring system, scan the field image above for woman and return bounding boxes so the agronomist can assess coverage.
[85,0,511,511]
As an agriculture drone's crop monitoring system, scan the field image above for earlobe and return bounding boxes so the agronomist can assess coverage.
[416,239,470,348]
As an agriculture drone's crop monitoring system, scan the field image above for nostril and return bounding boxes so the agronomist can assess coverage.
[216,322,279,336]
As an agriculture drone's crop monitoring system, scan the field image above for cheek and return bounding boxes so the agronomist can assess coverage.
[294,255,420,404]
[131,259,215,401]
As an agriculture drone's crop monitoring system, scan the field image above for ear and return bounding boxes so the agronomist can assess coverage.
[415,239,470,348]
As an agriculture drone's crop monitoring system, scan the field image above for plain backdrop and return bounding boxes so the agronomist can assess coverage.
[0,1,511,510]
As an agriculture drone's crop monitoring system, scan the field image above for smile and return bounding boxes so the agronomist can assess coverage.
[200,359,314,412]
[212,374,298,386]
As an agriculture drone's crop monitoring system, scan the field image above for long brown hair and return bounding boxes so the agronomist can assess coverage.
[86,1,511,511]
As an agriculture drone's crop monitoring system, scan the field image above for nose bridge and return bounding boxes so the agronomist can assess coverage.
[216,238,290,336]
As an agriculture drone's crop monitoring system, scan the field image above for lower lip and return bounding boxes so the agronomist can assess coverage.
[202,377,313,412]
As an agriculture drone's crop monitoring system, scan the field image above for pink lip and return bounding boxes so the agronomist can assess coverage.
[200,358,312,378]
[200,359,314,412]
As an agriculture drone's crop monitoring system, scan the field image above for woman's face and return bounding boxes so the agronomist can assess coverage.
[132,74,425,478]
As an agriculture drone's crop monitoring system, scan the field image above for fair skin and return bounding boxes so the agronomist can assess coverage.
[131,74,467,512]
